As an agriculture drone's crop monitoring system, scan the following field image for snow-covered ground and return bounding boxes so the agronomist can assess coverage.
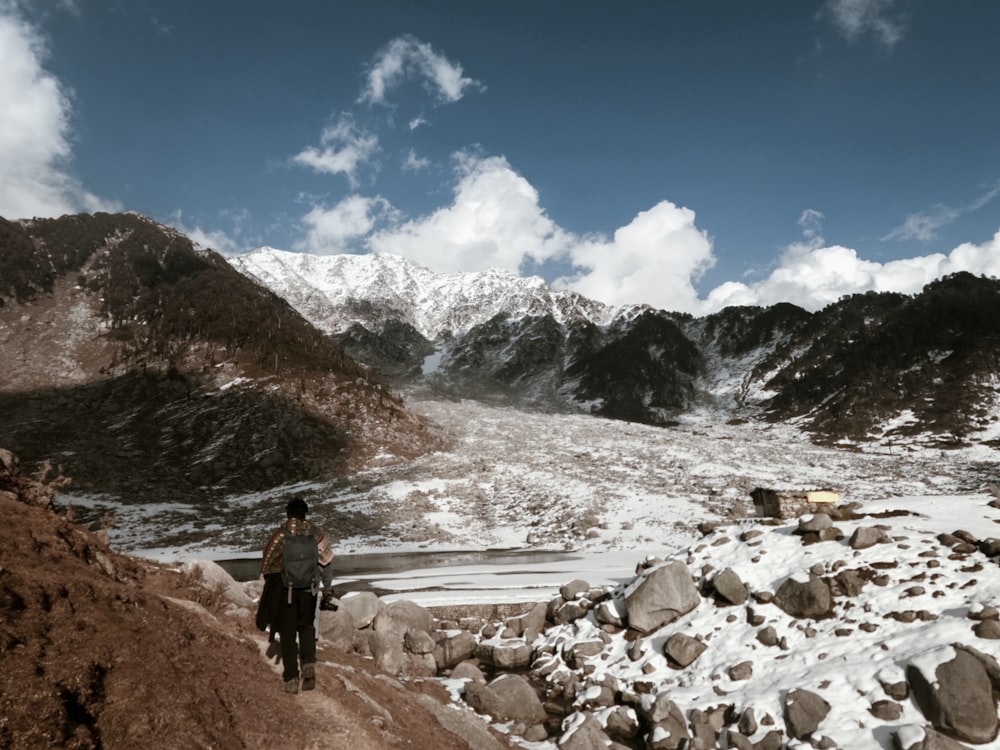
[64,395,999,610]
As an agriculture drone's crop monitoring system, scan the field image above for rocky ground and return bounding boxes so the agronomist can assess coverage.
[0,450,516,750]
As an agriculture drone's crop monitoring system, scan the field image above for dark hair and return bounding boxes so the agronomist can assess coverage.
[286,498,308,520]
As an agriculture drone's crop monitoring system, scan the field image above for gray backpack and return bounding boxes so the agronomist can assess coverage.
[281,528,318,593]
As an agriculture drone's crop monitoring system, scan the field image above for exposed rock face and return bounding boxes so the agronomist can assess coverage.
[624,560,701,633]
[907,647,999,743]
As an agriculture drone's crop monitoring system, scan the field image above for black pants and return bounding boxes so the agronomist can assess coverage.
[279,587,317,681]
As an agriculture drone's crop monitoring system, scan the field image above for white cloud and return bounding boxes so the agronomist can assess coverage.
[556,202,716,314]
[368,153,572,273]
[359,35,481,106]
[292,114,378,186]
[0,8,116,219]
[883,181,1000,242]
[298,194,395,254]
[402,149,431,173]
[823,0,905,48]
[704,229,1000,313]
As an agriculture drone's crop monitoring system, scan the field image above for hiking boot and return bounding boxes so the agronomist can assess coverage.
[301,663,315,691]
[283,677,300,694]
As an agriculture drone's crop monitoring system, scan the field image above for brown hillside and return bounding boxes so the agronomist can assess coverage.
[0,213,445,498]
[0,450,510,750]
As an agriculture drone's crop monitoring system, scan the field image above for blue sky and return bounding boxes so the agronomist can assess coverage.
[1,0,999,314]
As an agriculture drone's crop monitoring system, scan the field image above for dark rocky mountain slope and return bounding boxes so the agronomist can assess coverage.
[0,213,442,500]
[232,248,1000,448]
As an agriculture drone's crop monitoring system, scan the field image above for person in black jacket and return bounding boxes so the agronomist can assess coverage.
[257,498,334,693]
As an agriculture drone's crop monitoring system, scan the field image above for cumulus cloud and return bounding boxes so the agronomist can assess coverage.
[705,223,1000,313]
[556,202,716,314]
[368,153,573,273]
[291,114,378,186]
[822,0,905,48]
[298,194,396,254]
[0,8,115,219]
[359,34,482,106]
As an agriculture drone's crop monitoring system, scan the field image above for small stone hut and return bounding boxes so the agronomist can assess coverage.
[750,487,840,520]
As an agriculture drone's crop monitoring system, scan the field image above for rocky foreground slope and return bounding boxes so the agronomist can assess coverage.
[0,448,516,750]
[6,435,1000,749]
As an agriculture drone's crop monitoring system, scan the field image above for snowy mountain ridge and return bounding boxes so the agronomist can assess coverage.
[229,247,644,339]
[227,247,1000,449]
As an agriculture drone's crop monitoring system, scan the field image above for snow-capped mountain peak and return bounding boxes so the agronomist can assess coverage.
[229,247,638,339]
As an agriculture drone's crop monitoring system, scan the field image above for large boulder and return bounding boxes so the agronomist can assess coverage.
[712,567,748,605]
[784,688,830,739]
[464,674,547,724]
[773,574,833,619]
[340,591,380,628]
[663,632,706,668]
[434,631,478,670]
[317,607,356,650]
[624,561,701,634]
[179,560,255,608]
[907,646,999,743]
[645,696,690,750]
[506,601,547,636]
[373,599,434,636]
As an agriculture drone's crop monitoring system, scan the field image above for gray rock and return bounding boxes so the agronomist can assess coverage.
[464,674,547,724]
[478,640,532,669]
[564,640,605,669]
[724,729,753,749]
[506,601,548,636]
[604,705,639,741]
[907,647,999,743]
[894,725,980,750]
[850,526,891,549]
[974,620,1000,639]
[757,626,779,647]
[434,630,477,669]
[728,660,753,681]
[317,607,356,650]
[644,697,689,749]
[755,729,784,750]
[340,591,380,628]
[783,688,830,739]
[624,560,701,634]
[403,628,436,655]
[594,598,627,628]
[713,567,748,605]
[870,700,903,720]
[373,599,433,636]
[773,574,833,619]
[560,579,591,600]
[664,632,707,668]
[798,513,833,533]
[554,600,590,625]
[450,660,486,683]
[558,711,611,750]
[179,560,255,608]
[413,692,505,750]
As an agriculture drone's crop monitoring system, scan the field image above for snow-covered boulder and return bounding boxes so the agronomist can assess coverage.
[623,560,700,633]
